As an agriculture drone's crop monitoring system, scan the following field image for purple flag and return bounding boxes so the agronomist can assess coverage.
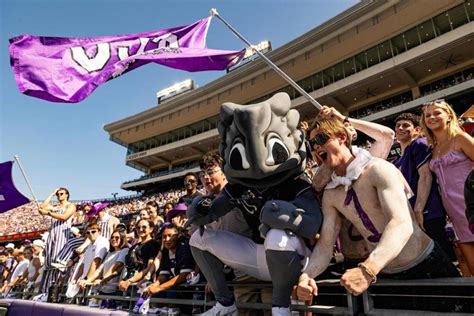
[0,161,30,213]
[9,17,245,103]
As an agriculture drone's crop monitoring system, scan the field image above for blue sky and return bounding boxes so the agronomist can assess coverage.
[0,0,357,200]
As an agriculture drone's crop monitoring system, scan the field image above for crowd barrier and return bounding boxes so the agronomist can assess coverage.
[2,278,473,315]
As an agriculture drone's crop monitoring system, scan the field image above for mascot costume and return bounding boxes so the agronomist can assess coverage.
[187,92,322,316]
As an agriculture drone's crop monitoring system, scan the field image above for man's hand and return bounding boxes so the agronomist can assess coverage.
[317,105,345,121]
[38,207,48,216]
[142,282,161,296]
[340,267,372,296]
[77,279,89,289]
[296,273,318,301]
[413,207,425,231]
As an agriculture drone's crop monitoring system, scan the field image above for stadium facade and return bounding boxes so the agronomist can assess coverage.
[104,0,474,193]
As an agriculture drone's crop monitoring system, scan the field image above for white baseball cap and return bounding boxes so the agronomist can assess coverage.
[33,239,45,248]
[5,243,15,249]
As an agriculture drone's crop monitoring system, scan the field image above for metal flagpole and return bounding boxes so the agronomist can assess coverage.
[13,155,41,210]
[210,8,322,112]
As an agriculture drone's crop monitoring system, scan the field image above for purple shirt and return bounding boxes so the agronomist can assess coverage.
[393,137,446,221]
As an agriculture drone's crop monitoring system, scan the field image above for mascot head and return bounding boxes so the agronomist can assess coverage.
[218,92,306,189]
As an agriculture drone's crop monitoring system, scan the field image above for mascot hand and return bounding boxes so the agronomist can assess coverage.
[260,200,304,233]
[185,196,214,227]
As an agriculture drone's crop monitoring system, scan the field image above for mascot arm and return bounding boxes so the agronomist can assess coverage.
[260,189,322,239]
[185,191,234,227]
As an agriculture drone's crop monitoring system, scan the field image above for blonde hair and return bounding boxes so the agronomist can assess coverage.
[309,117,352,148]
[420,100,462,146]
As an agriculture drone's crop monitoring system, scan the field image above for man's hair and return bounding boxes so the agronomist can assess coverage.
[200,152,223,170]
[184,172,198,180]
[309,117,352,148]
[57,187,70,201]
[85,222,101,231]
[395,113,420,127]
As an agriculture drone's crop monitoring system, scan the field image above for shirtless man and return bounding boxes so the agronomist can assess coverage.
[309,106,395,268]
[297,117,458,299]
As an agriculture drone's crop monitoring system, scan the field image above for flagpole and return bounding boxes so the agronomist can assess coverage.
[13,155,41,210]
[210,8,322,112]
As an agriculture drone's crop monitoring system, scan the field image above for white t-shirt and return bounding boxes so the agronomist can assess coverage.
[11,259,29,282]
[101,248,129,293]
[81,236,110,279]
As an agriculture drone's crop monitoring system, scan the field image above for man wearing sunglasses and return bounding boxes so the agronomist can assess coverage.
[309,106,396,272]
[77,223,110,289]
[298,117,459,300]
[178,172,203,206]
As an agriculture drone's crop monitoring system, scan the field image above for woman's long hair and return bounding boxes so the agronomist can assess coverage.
[420,100,463,146]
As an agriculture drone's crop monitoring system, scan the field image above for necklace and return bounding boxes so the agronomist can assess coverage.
[435,137,449,157]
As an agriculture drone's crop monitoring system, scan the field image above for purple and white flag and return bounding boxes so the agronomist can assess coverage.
[9,17,245,103]
[0,161,30,213]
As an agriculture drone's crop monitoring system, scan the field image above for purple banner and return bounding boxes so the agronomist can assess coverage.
[9,17,245,103]
[0,161,30,213]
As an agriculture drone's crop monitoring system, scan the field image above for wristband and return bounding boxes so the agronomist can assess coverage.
[358,262,377,284]
[343,116,350,124]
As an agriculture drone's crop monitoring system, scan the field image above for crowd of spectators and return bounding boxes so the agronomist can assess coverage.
[0,188,190,236]
[0,103,472,315]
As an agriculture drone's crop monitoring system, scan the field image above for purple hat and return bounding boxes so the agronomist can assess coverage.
[86,202,110,218]
[166,203,187,222]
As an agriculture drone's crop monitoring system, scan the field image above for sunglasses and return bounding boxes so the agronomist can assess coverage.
[56,192,65,196]
[138,225,149,230]
[423,98,445,106]
[184,179,197,185]
[199,168,220,178]
[110,236,121,240]
[86,230,98,235]
[309,133,331,148]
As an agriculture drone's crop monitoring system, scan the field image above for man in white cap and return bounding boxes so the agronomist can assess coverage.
[30,240,45,292]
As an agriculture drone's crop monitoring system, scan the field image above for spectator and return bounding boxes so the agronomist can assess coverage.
[139,209,150,221]
[146,201,164,227]
[198,152,267,316]
[1,245,16,285]
[166,203,188,229]
[162,203,174,218]
[118,219,160,293]
[39,187,76,295]
[393,113,454,259]
[77,223,110,289]
[143,223,196,297]
[81,230,129,299]
[178,172,202,206]
[297,117,459,300]
[310,106,395,270]
[86,202,120,240]
[0,248,29,296]
[421,100,474,276]
[28,240,45,293]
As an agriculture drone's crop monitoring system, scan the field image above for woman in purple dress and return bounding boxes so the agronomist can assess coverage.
[421,100,474,276]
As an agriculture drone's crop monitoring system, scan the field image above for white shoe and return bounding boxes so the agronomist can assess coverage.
[88,298,99,308]
[272,307,291,316]
[199,302,238,316]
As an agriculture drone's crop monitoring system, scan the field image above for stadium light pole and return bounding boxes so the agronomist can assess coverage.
[111,192,118,201]
[211,8,322,112]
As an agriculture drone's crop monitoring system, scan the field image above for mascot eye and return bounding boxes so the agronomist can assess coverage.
[266,138,289,166]
[229,142,250,170]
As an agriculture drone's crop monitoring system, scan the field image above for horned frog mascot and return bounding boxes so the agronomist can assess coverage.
[187,93,322,316]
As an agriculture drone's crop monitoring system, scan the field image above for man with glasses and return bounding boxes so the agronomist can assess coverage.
[77,223,110,289]
[178,172,202,206]
[297,117,459,301]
